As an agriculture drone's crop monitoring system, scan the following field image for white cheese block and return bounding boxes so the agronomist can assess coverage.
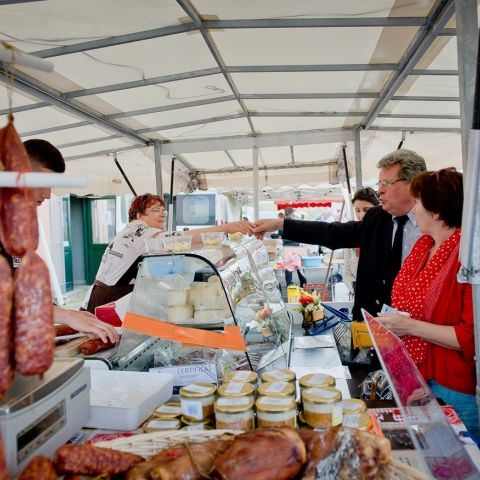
[167,290,188,307]
[167,305,193,324]
[193,309,225,324]
[192,296,226,311]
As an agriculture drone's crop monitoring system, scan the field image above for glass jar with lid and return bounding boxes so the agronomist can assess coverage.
[299,373,335,393]
[180,416,212,431]
[261,369,296,384]
[256,396,297,428]
[258,381,295,399]
[343,413,371,431]
[342,398,367,415]
[153,401,182,419]
[215,397,254,431]
[223,370,258,386]
[218,382,255,402]
[180,382,217,421]
[302,386,342,428]
[144,417,181,432]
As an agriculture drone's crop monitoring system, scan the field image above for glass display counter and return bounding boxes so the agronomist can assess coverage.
[112,237,292,378]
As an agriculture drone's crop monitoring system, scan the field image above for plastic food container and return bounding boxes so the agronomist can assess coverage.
[85,370,174,430]
[143,256,184,276]
[302,386,342,428]
[163,235,192,252]
[256,396,297,428]
[223,370,258,385]
[201,232,224,248]
[261,369,296,384]
[144,237,164,254]
[180,382,217,421]
[228,232,244,243]
[301,256,322,267]
[215,397,254,431]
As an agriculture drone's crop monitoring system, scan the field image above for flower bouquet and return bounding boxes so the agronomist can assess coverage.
[298,290,324,331]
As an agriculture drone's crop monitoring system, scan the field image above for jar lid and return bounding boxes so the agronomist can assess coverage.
[180,382,217,398]
[343,413,371,430]
[215,396,254,413]
[218,382,255,398]
[302,386,342,404]
[261,369,296,383]
[258,381,295,398]
[144,418,181,432]
[153,402,182,418]
[256,396,296,413]
[342,399,367,414]
[299,373,335,389]
[223,370,258,384]
[180,415,212,426]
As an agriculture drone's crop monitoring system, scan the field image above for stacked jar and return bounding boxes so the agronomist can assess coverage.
[342,398,370,431]
[215,381,256,431]
[180,382,217,427]
[144,401,182,432]
[302,386,343,428]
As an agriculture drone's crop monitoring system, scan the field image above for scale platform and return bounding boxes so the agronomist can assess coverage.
[0,357,90,476]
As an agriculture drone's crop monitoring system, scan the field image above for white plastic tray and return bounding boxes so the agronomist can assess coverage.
[84,370,174,431]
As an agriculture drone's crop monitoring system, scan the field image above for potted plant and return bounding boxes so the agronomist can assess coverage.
[298,291,325,331]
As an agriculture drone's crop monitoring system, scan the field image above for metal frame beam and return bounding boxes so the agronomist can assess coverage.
[160,128,353,154]
[369,126,461,133]
[176,0,256,135]
[289,145,295,165]
[32,23,197,58]
[0,68,149,145]
[154,140,163,197]
[363,0,456,129]
[224,150,241,169]
[0,101,48,116]
[201,159,337,175]
[64,144,147,161]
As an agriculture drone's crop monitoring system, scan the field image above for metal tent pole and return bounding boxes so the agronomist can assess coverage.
[167,156,175,232]
[252,147,260,221]
[454,0,479,170]
[354,127,363,189]
[154,140,163,198]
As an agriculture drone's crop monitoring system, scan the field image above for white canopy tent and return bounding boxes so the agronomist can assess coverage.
[0,0,476,201]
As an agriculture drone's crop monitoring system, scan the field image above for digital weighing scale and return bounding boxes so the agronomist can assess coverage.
[0,357,90,476]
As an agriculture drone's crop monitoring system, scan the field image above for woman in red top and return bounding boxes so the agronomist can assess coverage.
[377,168,477,435]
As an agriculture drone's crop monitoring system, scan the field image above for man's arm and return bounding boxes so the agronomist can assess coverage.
[281,218,362,250]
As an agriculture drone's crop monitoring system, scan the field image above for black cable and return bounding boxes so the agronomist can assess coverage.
[114,155,137,196]
[342,145,352,194]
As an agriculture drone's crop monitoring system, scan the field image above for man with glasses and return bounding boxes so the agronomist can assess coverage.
[253,149,426,320]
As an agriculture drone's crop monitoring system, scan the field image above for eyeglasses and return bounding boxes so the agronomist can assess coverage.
[146,207,166,215]
[376,178,406,188]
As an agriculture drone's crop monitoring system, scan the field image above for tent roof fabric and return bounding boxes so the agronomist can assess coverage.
[0,0,474,194]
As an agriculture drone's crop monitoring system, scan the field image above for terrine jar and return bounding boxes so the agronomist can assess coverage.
[214,397,254,431]
[223,370,258,386]
[153,401,182,419]
[256,396,297,428]
[342,413,371,431]
[218,382,255,402]
[299,373,335,395]
[302,386,343,428]
[261,369,296,384]
[342,398,367,415]
[143,417,181,432]
[258,381,296,399]
[180,382,217,421]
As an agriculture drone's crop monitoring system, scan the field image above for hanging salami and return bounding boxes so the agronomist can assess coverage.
[0,255,13,397]
[14,251,54,376]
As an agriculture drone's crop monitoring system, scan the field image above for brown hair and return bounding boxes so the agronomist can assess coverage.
[410,168,463,228]
[352,187,380,206]
[128,194,165,222]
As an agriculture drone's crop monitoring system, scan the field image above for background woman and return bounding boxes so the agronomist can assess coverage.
[86,194,252,313]
[377,168,476,435]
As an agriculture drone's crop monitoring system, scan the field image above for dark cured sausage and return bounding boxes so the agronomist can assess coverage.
[0,117,39,257]
[17,456,56,480]
[55,444,144,475]
[0,255,13,397]
[14,251,54,375]
[79,337,117,355]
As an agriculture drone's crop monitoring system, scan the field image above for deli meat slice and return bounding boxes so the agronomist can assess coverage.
[14,252,54,375]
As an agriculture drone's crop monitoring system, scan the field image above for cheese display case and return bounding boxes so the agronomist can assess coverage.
[112,237,293,378]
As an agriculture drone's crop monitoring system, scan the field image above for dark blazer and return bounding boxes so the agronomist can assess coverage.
[282,206,396,320]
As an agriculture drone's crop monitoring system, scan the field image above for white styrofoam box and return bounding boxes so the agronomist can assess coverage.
[85,370,174,430]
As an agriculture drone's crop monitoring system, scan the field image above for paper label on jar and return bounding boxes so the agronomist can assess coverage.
[342,414,362,428]
[232,371,251,381]
[183,424,207,431]
[184,384,212,394]
[156,405,181,415]
[181,399,203,420]
[217,397,250,408]
[148,420,179,429]
[224,382,244,394]
[309,374,329,385]
[266,371,290,381]
[308,388,338,399]
[332,403,343,426]
[258,397,292,407]
[265,382,289,394]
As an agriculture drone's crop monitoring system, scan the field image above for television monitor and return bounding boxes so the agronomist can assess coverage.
[175,193,216,226]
